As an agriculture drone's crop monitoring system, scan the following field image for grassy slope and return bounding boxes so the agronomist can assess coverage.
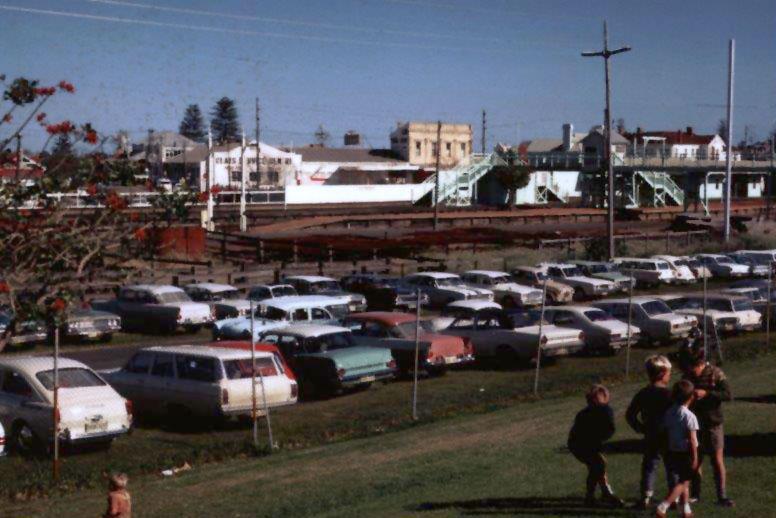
[5,355,775,518]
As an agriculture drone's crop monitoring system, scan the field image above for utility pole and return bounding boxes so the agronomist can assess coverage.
[433,120,442,230]
[205,128,214,231]
[723,39,735,242]
[481,110,487,154]
[240,131,247,232]
[255,97,261,186]
[582,21,631,260]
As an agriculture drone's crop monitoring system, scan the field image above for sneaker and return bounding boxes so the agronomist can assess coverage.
[601,494,625,508]
[689,497,699,504]
[717,497,735,507]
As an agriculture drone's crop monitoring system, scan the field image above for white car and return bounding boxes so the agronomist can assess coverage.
[707,295,762,331]
[104,346,298,420]
[461,270,543,308]
[538,263,616,300]
[652,255,697,284]
[614,258,675,287]
[430,300,503,331]
[440,309,585,363]
[659,294,741,334]
[402,272,494,308]
[247,284,298,301]
[92,284,214,333]
[695,254,750,278]
[0,357,132,454]
[212,295,351,341]
[543,306,640,355]
[184,283,253,320]
[593,297,697,344]
[283,276,367,312]
[679,256,713,280]
[0,421,5,457]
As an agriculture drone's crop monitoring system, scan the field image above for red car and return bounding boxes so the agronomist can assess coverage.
[207,340,297,381]
[342,312,474,375]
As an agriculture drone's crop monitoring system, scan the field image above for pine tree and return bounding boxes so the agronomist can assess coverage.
[179,104,206,142]
[51,133,73,156]
[210,97,241,144]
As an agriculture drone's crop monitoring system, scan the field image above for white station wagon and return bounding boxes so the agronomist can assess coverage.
[614,258,675,287]
[539,263,616,299]
[184,283,253,320]
[402,272,494,308]
[594,297,697,344]
[543,305,641,355]
[461,270,543,308]
[104,346,298,420]
[0,357,132,454]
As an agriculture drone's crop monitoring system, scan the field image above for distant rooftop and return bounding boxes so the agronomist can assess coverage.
[290,146,405,163]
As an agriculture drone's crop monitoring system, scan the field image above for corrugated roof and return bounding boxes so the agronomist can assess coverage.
[292,146,404,163]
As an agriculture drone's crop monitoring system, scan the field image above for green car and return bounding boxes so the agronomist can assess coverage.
[259,323,397,397]
[571,261,635,293]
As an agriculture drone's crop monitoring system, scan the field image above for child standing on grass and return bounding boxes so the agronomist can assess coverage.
[103,472,131,518]
[567,384,624,508]
[655,380,699,518]
[626,355,674,510]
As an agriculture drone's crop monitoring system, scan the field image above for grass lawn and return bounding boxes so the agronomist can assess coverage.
[3,332,775,517]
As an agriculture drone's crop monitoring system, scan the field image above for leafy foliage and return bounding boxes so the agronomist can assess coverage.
[493,149,531,208]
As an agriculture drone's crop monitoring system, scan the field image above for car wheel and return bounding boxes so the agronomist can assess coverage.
[573,288,585,302]
[11,422,43,456]
[501,296,516,309]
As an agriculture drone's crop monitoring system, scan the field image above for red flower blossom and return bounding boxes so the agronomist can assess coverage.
[0,281,9,293]
[85,183,98,196]
[197,191,209,202]
[129,212,140,222]
[57,81,75,93]
[84,130,98,144]
[210,185,222,195]
[36,112,47,123]
[50,298,67,312]
[2,114,12,123]
[105,191,126,210]
[133,228,147,241]
[45,121,74,135]
[33,86,56,96]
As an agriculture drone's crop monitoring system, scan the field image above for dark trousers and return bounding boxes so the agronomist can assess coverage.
[641,438,670,497]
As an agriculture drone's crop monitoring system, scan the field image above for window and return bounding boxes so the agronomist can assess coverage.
[1,370,34,397]
[311,307,331,320]
[551,311,575,326]
[176,355,219,382]
[450,318,474,330]
[292,308,308,321]
[125,352,154,374]
[460,143,466,155]
[231,171,241,182]
[151,354,175,377]
[37,368,106,390]
[445,142,452,157]
[223,358,278,379]
[415,141,421,156]
[249,287,271,300]
[362,321,387,337]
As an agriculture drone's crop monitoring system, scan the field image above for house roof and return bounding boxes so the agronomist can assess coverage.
[623,129,719,146]
[292,146,404,163]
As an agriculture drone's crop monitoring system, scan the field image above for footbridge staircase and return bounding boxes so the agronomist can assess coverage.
[416,153,506,207]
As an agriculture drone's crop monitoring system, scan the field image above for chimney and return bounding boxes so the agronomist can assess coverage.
[562,123,573,152]
[686,126,693,135]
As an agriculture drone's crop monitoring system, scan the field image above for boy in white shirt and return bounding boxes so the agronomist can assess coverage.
[656,380,699,518]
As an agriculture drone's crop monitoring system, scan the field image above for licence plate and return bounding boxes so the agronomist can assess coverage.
[85,420,108,434]
[359,375,376,383]
[444,356,460,364]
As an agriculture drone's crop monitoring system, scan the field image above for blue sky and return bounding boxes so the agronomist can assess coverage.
[2,0,775,151]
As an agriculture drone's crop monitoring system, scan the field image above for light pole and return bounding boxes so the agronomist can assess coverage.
[723,39,735,242]
[582,21,631,260]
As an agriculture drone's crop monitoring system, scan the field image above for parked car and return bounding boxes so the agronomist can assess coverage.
[212,295,350,341]
[729,279,776,302]
[694,254,750,278]
[104,345,297,420]
[734,250,776,269]
[0,311,47,350]
[680,256,712,280]
[570,261,634,292]
[613,258,675,287]
[0,356,132,454]
[283,276,367,312]
[543,306,640,355]
[460,270,543,308]
[0,421,4,457]
[342,312,474,375]
[510,267,575,304]
[340,273,427,311]
[441,308,585,364]
[92,285,214,334]
[651,255,697,284]
[593,297,697,344]
[60,308,121,342]
[402,272,493,308]
[430,300,503,331]
[726,252,770,277]
[658,294,741,334]
[247,284,298,301]
[705,294,762,331]
[259,324,396,397]
[207,341,297,381]
[184,283,252,320]
[538,263,616,300]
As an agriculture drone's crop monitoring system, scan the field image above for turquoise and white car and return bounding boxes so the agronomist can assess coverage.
[259,324,396,397]
[212,295,350,342]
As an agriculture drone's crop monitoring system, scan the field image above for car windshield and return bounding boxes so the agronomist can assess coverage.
[733,299,754,311]
[561,267,582,277]
[534,271,548,281]
[716,256,734,265]
[272,286,297,297]
[308,280,341,292]
[509,310,548,327]
[155,291,191,303]
[436,277,464,287]
[36,367,106,390]
[675,259,689,267]
[587,265,607,274]
[490,276,511,284]
[641,300,672,316]
[657,263,670,270]
[585,310,614,322]
[709,300,734,312]
[213,289,241,300]
[375,277,401,288]
[729,256,750,265]
[395,320,434,338]
[263,306,289,320]
[223,357,278,379]
[326,304,350,319]
[688,259,700,268]
[305,332,354,352]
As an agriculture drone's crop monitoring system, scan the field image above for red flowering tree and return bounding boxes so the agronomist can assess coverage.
[0,75,160,350]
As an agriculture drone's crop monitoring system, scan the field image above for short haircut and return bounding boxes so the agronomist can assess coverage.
[586,384,610,405]
[645,355,672,382]
[672,379,695,404]
[109,472,128,489]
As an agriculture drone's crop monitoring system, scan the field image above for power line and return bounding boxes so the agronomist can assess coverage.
[85,0,500,43]
[0,4,495,53]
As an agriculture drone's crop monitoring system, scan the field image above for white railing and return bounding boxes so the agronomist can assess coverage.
[37,189,285,210]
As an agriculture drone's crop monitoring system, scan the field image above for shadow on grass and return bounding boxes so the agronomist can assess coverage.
[412,496,631,516]
[602,434,776,458]
[736,394,776,405]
